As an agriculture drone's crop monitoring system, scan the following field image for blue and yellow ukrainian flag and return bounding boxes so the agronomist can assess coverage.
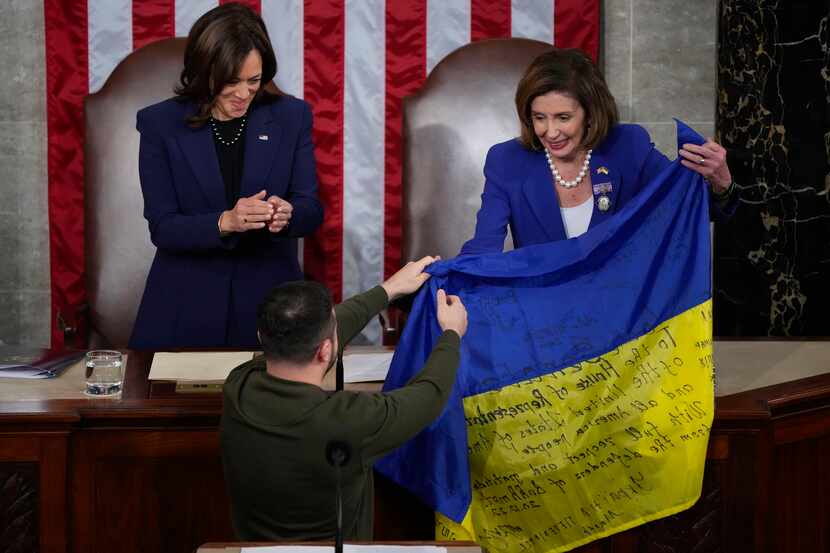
[377,121,716,553]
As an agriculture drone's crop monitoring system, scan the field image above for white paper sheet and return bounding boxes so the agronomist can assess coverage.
[342,351,394,383]
[240,547,332,553]
[241,545,447,553]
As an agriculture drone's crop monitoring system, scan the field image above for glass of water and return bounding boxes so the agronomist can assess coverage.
[84,350,123,396]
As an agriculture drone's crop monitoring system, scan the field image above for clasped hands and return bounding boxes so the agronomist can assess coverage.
[219,190,293,234]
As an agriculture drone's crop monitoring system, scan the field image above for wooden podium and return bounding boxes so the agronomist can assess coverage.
[1,343,829,553]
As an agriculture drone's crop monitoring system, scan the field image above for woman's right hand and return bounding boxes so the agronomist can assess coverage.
[219,190,275,233]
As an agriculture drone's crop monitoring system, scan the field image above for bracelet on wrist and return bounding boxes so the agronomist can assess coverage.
[711,180,735,199]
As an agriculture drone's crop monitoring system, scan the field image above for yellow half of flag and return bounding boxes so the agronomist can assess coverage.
[437,300,714,553]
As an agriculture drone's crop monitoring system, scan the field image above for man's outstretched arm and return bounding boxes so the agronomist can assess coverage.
[347,289,468,461]
[333,256,439,349]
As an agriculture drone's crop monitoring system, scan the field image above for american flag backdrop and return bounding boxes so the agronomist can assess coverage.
[44,0,599,347]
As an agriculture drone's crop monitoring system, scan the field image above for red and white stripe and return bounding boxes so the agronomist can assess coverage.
[45,0,599,347]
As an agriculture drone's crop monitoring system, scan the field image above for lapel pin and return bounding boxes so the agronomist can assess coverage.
[593,181,613,212]
[258,134,269,141]
[597,166,609,175]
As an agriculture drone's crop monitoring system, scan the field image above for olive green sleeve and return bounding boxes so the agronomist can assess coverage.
[352,329,462,462]
[334,286,389,351]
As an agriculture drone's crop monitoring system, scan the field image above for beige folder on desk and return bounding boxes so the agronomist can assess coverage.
[149,352,256,382]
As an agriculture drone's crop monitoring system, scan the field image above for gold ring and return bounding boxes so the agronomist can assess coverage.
[697,156,705,165]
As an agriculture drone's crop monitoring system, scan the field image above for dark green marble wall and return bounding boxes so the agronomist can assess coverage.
[715,0,830,336]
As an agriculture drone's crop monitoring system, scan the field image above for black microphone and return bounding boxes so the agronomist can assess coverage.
[325,440,351,553]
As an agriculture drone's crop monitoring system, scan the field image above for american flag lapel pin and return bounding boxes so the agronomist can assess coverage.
[258,134,269,141]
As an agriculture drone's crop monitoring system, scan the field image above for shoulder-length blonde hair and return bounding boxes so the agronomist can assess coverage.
[515,48,618,151]
[175,3,280,127]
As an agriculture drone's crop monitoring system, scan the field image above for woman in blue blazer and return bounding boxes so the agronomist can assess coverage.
[130,4,323,349]
[460,48,737,255]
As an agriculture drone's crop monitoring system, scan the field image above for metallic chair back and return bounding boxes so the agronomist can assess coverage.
[402,38,551,261]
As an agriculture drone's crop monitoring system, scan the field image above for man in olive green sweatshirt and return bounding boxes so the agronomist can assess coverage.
[220,256,467,542]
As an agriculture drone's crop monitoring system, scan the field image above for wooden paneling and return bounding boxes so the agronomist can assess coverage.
[632,458,725,553]
[374,472,434,541]
[721,432,766,552]
[0,433,70,553]
[0,462,38,553]
[39,437,69,553]
[72,428,233,553]
[771,435,830,553]
[0,371,827,553]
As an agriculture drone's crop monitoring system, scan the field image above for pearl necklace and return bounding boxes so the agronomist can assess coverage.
[545,148,592,189]
[210,115,247,146]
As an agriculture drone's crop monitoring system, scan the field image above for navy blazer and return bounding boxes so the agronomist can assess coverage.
[460,124,734,255]
[129,95,323,349]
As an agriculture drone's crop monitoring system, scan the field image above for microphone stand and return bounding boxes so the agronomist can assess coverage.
[334,459,344,553]
[326,441,351,553]
[336,351,344,391]
[333,351,345,551]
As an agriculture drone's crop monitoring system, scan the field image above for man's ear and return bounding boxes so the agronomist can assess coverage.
[317,337,333,365]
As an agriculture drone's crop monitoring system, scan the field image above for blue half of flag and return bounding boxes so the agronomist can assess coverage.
[376,120,712,522]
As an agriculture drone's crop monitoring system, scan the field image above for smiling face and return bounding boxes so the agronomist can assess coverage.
[211,49,263,120]
[530,90,588,163]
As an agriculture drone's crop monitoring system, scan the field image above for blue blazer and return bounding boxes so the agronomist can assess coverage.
[460,124,735,255]
[129,95,323,349]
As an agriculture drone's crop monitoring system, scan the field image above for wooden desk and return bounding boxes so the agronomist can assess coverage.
[1,343,829,553]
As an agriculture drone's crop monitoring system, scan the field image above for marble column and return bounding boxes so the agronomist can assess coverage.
[0,0,50,346]
[714,0,830,336]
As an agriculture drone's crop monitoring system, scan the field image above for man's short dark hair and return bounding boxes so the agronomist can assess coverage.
[257,281,335,364]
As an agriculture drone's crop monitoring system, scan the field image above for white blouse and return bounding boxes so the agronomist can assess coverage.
[560,196,594,238]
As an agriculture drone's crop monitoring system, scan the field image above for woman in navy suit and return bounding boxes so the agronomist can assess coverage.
[460,48,737,255]
[130,4,323,349]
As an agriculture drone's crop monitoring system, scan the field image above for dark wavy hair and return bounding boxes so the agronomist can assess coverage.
[175,2,280,127]
[257,281,336,364]
[515,48,619,151]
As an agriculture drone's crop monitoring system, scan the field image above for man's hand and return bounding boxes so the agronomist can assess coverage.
[436,289,467,337]
[381,255,439,301]
[219,190,274,233]
[267,195,293,233]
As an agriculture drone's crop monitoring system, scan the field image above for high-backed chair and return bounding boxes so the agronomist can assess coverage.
[85,38,187,347]
[379,38,550,343]
[402,38,551,262]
